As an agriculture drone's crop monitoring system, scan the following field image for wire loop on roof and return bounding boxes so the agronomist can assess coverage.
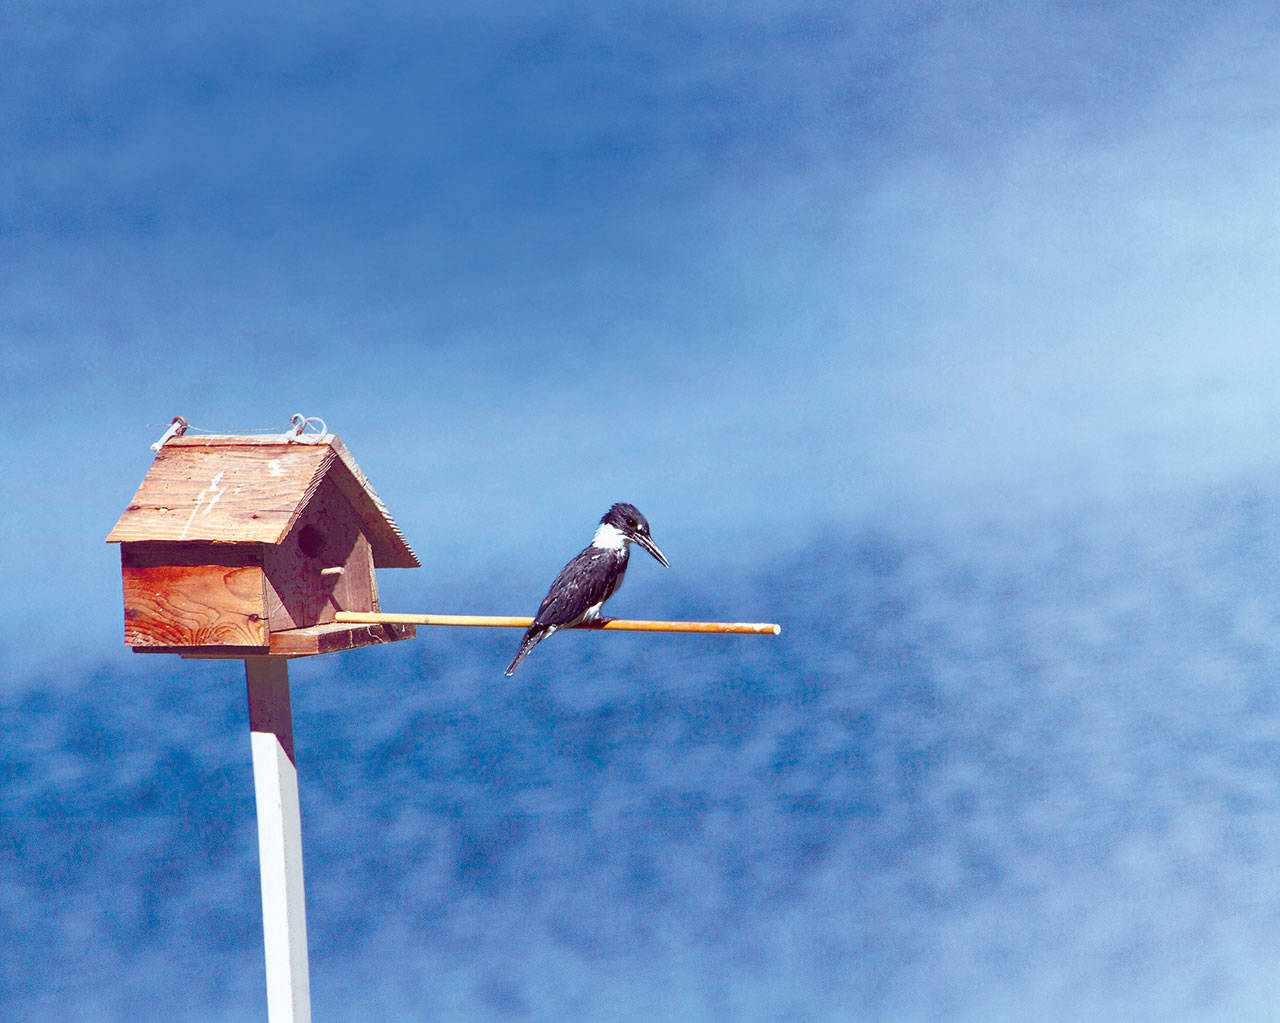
[148,414,331,450]
[288,413,328,443]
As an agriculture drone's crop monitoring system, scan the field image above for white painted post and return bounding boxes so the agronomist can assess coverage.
[245,656,312,1023]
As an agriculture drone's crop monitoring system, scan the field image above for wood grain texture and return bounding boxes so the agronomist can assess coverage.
[266,621,415,656]
[123,562,269,647]
[106,434,419,568]
[323,437,418,568]
[263,476,378,630]
[107,442,332,545]
[132,622,417,658]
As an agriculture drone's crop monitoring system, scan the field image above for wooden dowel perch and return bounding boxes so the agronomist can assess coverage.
[335,611,781,635]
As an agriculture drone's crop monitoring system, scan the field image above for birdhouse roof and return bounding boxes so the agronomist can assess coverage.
[106,434,419,568]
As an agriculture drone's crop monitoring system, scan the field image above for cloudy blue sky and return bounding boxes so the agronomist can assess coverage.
[5,1,1280,672]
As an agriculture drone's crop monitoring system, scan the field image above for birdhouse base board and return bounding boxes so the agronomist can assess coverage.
[131,622,416,659]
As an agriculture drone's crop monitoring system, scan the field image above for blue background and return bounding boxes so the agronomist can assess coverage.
[6,2,1280,1018]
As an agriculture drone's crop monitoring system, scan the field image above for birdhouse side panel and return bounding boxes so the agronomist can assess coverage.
[120,543,269,648]
[330,533,379,613]
[262,476,379,631]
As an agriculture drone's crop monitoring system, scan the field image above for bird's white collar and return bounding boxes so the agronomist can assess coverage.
[592,522,628,550]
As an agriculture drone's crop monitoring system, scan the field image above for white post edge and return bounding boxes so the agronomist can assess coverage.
[245,656,312,1023]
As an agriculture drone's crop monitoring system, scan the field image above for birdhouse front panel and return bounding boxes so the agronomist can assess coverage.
[108,431,418,657]
[121,542,270,648]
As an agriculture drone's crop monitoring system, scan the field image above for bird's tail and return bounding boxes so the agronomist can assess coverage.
[505,625,551,676]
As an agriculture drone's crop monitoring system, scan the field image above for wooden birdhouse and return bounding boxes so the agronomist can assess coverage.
[107,431,419,657]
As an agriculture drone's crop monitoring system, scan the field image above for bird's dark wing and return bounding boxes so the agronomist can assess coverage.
[534,547,627,627]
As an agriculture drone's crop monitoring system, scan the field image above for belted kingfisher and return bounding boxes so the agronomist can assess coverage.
[505,502,668,675]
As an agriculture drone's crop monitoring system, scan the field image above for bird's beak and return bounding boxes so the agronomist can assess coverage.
[636,533,669,567]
